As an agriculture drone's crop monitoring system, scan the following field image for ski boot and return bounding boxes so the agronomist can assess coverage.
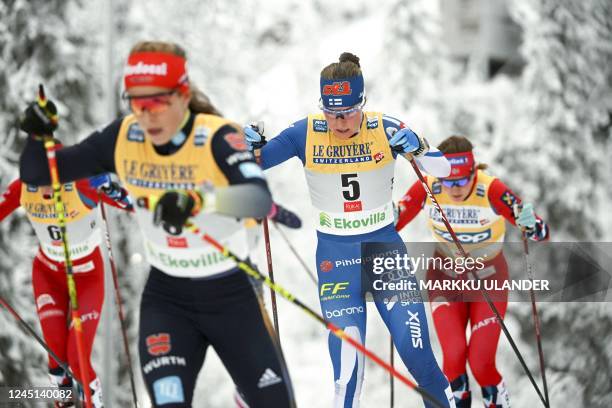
[482,380,510,408]
[49,367,76,407]
[451,373,471,407]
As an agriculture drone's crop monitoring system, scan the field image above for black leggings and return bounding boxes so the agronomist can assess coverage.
[139,267,295,407]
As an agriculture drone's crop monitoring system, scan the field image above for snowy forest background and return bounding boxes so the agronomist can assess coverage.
[0,0,611,407]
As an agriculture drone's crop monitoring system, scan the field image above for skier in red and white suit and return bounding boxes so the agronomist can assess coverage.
[0,170,132,408]
[395,135,549,408]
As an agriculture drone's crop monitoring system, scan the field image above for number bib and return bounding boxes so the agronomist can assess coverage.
[20,183,101,262]
[304,112,395,235]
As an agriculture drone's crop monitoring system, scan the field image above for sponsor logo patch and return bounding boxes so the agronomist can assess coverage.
[501,190,517,209]
[313,119,328,133]
[319,260,333,273]
[224,132,247,151]
[343,201,362,212]
[127,123,145,142]
[166,236,188,248]
[153,376,185,405]
[322,81,352,96]
[194,126,209,146]
[367,118,379,129]
[257,368,282,389]
[146,333,171,356]
[238,162,264,179]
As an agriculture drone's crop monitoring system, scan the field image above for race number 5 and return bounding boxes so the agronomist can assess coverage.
[341,173,360,201]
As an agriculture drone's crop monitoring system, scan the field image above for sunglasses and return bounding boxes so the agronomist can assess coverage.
[319,99,365,119]
[122,89,177,115]
[440,175,472,188]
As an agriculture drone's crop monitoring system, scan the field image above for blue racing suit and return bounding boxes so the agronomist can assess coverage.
[257,112,455,408]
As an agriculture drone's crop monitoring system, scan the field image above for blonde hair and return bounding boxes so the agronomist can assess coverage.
[129,41,222,116]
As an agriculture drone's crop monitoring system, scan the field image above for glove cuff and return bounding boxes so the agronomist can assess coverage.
[412,135,430,157]
[190,189,216,214]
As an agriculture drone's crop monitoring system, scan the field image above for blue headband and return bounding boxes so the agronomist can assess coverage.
[320,74,365,108]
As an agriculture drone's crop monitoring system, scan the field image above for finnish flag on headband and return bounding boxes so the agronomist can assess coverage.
[320,74,365,108]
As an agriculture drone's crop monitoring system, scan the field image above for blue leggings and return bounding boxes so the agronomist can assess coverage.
[316,225,453,408]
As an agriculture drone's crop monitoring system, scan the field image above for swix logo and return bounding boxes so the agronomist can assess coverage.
[125,61,168,76]
[405,310,423,349]
[147,333,172,356]
[322,81,352,96]
[325,306,364,318]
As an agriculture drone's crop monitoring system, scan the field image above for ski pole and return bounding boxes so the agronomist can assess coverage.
[135,194,446,407]
[390,337,395,408]
[183,221,446,408]
[400,147,548,408]
[270,221,318,286]
[98,199,139,407]
[251,131,281,339]
[514,205,549,407]
[0,295,83,389]
[38,84,93,408]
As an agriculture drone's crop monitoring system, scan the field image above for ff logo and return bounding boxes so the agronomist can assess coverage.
[146,333,171,356]
[320,260,333,273]
[320,282,349,296]
[322,81,352,96]
[373,152,384,163]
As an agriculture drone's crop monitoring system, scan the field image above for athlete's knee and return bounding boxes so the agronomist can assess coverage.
[467,356,500,387]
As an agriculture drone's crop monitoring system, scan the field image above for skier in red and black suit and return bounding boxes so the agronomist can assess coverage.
[396,135,549,408]
[0,169,132,408]
[18,40,296,408]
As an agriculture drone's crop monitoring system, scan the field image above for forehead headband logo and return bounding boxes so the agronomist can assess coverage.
[320,74,364,108]
[124,51,189,93]
[444,151,475,178]
[322,81,352,96]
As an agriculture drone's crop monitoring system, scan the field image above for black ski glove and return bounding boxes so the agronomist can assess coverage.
[153,190,202,235]
[20,100,58,137]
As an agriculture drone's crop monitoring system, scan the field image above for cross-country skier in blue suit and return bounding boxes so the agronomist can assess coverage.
[244,52,456,408]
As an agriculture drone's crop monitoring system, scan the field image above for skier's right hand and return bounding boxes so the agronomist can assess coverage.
[20,100,59,137]
[153,190,203,235]
[243,122,267,150]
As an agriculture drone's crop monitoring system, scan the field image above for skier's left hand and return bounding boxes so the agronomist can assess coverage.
[388,128,429,157]
[516,203,537,230]
[153,190,203,235]
[269,203,302,229]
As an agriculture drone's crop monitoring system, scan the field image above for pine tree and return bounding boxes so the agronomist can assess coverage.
[0,0,99,390]
[506,1,612,406]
